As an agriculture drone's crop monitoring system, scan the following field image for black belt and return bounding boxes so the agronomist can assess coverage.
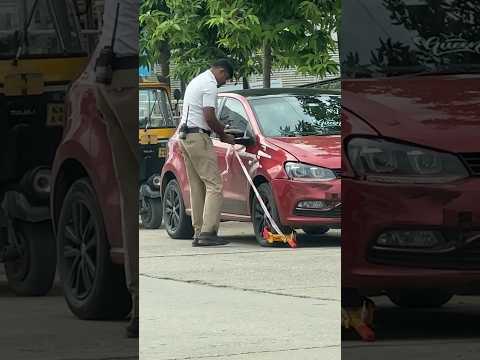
[112,55,139,70]
[185,127,211,136]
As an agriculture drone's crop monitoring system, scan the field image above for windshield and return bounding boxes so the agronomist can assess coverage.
[341,0,480,78]
[139,88,175,129]
[0,0,83,59]
[250,95,341,137]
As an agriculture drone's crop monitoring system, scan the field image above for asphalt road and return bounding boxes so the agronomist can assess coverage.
[342,295,480,360]
[1,267,138,360]
[140,222,341,360]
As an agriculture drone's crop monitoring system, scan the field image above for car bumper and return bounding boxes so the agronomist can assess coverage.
[342,177,480,293]
[271,178,341,228]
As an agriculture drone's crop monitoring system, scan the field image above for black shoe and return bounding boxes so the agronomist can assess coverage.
[192,237,200,247]
[196,232,230,246]
[126,317,139,338]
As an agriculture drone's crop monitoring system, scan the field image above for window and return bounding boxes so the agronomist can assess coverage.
[219,98,250,134]
[341,0,480,78]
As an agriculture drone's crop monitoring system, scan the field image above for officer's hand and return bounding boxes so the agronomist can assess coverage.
[221,133,236,145]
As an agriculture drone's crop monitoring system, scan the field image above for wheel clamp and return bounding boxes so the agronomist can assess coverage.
[222,145,297,248]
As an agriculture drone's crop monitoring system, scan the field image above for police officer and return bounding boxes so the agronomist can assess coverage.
[179,59,236,246]
[88,0,139,337]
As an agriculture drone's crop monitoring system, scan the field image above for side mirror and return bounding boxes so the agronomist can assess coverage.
[173,89,182,101]
[224,128,255,146]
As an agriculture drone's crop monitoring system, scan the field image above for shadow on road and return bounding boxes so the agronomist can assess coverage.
[344,296,480,342]
[0,280,64,297]
[220,232,341,248]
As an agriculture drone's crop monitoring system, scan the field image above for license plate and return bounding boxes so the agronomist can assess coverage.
[158,147,167,158]
[47,103,65,126]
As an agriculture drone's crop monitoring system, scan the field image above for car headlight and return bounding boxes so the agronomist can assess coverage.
[346,137,468,184]
[284,162,337,181]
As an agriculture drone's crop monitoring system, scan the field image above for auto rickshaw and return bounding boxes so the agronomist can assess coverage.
[0,0,88,295]
[138,77,178,229]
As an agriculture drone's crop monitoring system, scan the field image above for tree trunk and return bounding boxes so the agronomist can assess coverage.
[158,41,171,86]
[263,40,272,88]
[242,76,250,89]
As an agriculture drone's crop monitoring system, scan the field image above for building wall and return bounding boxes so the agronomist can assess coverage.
[158,49,340,95]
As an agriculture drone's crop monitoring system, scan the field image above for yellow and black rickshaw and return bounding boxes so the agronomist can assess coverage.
[138,76,177,228]
[0,0,89,295]
[0,0,88,295]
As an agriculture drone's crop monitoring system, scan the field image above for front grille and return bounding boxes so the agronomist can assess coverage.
[294,204,341,218]
[368,229,480,270]
[460,153,480,176]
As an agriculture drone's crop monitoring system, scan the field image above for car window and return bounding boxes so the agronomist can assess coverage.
[249,95,340,137]
[219,98,250,133]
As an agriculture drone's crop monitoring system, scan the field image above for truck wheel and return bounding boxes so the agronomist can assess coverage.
[57,179,131,320]
[251,183,293,247]
[140,197,163,229]
[5,220,56,296]
[303,226,330,236]
[163,179,194,239]
[388,290,453,308]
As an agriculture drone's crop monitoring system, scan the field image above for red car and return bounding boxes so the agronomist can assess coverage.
[341,0,480,307]
[160,88,341,246]
[50,66,131,319]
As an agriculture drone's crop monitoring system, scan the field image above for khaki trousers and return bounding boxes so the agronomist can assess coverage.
[180,133,223,236]
[96,68,139,319]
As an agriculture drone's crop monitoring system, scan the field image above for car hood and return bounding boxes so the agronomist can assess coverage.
[343,75,480,153]
[265,135,341,169]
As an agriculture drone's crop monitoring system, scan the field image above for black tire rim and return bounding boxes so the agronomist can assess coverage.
[6,229,29,281]
[141,198,153,224]
[165,184,181,233]
[63,200,97,300]
[253,194,273,237]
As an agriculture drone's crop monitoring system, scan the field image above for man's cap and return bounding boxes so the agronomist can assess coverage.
[212,58,234,78]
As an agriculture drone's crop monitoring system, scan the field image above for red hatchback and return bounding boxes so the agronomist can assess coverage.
[160,88,341,246]
[341,0,480,307]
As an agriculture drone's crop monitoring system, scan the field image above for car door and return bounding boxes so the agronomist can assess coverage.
[213,97,255,217]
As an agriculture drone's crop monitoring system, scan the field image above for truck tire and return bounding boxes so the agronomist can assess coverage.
[5,220,56,296]
[140,196,163,229]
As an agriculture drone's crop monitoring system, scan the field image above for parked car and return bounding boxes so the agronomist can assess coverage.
[50,65,130,319]
[160,88,341,246]
[341,0,480,307]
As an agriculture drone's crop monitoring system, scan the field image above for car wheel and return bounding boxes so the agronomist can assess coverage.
[388,290,453,308]
[251,183,293,247]
[163,179,194,239]
[5,220,56,296]
[303,226,330,236]
[57,178,131,320]
[140,196,163,229]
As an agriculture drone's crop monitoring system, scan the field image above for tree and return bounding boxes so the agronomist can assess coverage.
[207,0,341,87]
[140,0,340,88]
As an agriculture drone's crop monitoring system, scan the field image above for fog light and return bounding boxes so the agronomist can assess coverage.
[297,200,340,211]
[376,231,442,248]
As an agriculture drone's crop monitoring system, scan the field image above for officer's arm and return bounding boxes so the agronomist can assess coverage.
[203,107,226,137]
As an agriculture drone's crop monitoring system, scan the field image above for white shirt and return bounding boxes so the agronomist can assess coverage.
[180,70,218,131]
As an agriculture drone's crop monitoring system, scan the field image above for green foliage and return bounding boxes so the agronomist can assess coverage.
[140,0,340,83]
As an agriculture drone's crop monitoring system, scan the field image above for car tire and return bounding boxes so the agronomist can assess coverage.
[251,183,293,247]
[163,179,194,239]
[388,290,453,308]
[57,178,131,320]
[140,196,163,229]
[303,226,330,236]
[5,220,56,296]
